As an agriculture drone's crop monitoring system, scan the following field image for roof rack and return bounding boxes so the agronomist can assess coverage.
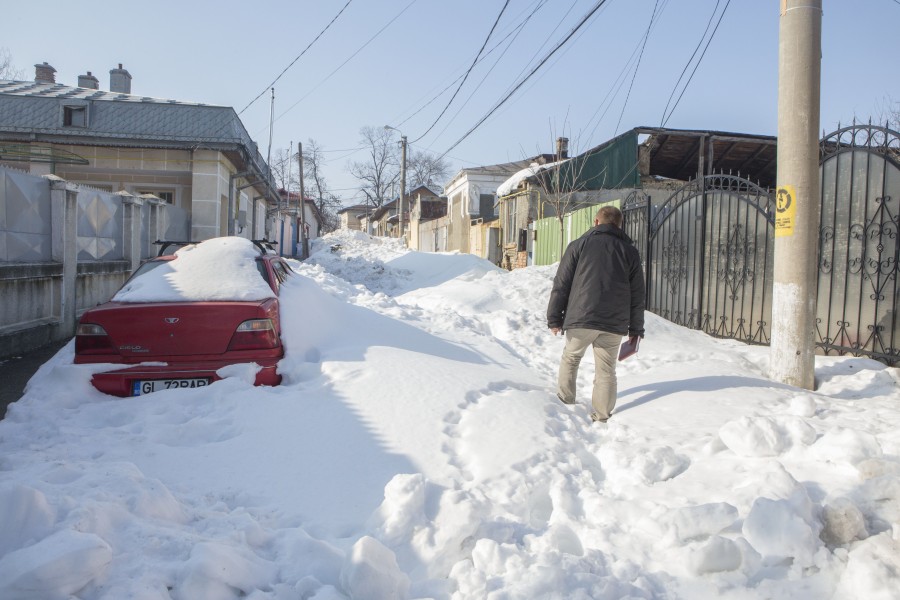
[251,239,278,254]
[153,240,195,256]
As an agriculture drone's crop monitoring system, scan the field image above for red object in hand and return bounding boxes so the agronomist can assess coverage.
[618,335,640,361]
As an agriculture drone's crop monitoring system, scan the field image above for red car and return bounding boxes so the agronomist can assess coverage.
[74,238,292,397]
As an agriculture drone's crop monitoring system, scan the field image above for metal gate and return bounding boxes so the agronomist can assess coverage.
[638,175,775,344]
[816,124,899,365]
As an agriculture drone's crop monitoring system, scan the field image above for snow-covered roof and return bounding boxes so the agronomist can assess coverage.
[496,159,568,197]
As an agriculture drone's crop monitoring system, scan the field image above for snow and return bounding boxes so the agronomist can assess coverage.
[1,229,900,599]
[113,237,275,303]
[496,159,567,197]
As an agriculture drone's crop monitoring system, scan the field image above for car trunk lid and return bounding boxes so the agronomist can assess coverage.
[83,300,277,358]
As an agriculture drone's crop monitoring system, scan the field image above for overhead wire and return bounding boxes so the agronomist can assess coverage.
[392,0,550,130]
[613,0,661,136]
[438,0,568,145]
[438,0,613,160]
[238,0,353,117]
[487,0,613,133]
[260,0,420,136]
[582,0,671,145]
[659,0,721,127]
[661,0,733,127]
[410,0,511,144]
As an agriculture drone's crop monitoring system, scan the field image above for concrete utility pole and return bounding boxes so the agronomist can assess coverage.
[298,142,307,259]
[384,125,407,242]
[770,0,822,389]
[399,134,407,242]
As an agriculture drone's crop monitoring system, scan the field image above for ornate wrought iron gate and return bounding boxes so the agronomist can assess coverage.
[816,124,899,365]
[642,175,775,343]
[623,126,899,366]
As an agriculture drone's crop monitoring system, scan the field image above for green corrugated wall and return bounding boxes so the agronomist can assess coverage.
[533,199,622,266]
[542,130,639,191]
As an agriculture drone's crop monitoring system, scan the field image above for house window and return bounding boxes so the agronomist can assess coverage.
[138,190,175,203]
[63,106,87,127]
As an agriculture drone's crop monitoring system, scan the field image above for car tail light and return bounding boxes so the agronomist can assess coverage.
[227,319,279,351]
[75,323,115,355]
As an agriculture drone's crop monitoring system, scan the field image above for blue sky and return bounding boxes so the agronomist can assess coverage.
[4,0,899,204]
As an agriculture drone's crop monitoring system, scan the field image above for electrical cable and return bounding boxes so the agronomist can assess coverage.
[438,0,612,160]
[266,0,419,132]
[659,0,720,127]
[410,0,510,144]
[582,0,670,145]
[238,0,353,117]
[662,0,732,127]
[613,0,660,136]
[431,0,551,143]
[394,0,546,130]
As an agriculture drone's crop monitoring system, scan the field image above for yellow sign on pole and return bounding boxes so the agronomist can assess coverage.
[775,185,796,237]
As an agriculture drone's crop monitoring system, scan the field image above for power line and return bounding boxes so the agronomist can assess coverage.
[662,0,732,127]
[393,0,546,130]
[497,0,580,102]
[582,0,671,145]
[411,0,510,144]
[238,0,353,117]
[267,0,419,132]
[614,0,660,136]
[490,0,614,134]
[659,0,720,127]
[432,0,553,143]
[439,0,612,160]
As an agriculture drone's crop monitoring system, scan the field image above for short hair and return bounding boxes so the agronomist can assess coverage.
[595,206,623,227]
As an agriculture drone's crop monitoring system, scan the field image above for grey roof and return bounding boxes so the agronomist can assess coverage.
[0,79,249,146]
[0,79,220,106]
[0,79,275,197]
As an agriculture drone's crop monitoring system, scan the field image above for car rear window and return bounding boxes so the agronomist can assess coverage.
[113,238,275,303]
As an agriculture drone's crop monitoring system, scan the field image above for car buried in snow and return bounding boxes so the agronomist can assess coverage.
[74,237,291,397]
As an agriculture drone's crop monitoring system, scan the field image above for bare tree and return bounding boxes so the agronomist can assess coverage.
[269,148,299,193]
[0,48,24,80]
[407,148,452,192]
[876,95,899,130]
[349,126,399,208]
[302,139,342,233]
[533,136,605,259]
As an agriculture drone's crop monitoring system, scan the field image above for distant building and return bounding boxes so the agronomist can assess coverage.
[337,204,372,232]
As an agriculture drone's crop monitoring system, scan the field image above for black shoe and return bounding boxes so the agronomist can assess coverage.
[591,412,608,423]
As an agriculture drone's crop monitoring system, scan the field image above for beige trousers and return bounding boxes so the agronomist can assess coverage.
[557,328,622,420]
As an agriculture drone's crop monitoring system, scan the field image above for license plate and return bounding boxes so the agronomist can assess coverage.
[132,378,210,396]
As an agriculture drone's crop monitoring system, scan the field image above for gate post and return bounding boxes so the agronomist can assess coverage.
[697,179,708,330]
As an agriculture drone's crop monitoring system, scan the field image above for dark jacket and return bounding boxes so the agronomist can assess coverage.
[547,224,645,337]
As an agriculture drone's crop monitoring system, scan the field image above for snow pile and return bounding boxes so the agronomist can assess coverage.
[113,237,275,302]
[1,228,899,599]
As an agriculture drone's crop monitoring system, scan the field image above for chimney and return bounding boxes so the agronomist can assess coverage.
[556,137,569,159]
[34,62,57,84]
[77,71,99,90]
[109,63,132,94]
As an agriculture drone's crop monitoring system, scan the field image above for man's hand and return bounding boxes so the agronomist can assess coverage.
[550,327,561,336]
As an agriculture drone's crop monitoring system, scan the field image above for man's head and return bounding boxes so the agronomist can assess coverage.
[594,206,623,228]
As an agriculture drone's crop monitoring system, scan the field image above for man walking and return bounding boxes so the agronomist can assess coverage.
[547,206,645,423]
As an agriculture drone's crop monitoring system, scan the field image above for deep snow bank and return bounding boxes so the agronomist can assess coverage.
[0,229,897,599]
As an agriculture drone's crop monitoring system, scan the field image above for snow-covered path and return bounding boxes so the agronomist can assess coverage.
[0,230,898,599]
